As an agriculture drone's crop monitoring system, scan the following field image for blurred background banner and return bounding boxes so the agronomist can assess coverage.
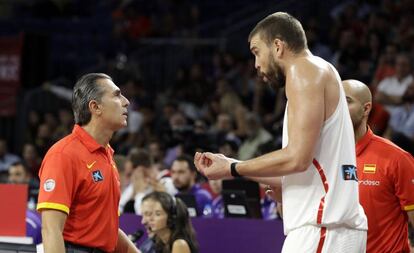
[0,34,22,117]
[0,184,27,237]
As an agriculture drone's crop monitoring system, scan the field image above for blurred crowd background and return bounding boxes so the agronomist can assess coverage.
[0,0,414,231]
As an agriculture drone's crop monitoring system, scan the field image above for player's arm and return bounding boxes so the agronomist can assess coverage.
[41,209,67,253]
[114,229,141,253]
[234,64,325,177]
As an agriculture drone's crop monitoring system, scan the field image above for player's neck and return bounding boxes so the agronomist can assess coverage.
[82,123,113,147]
[284,49,311,66]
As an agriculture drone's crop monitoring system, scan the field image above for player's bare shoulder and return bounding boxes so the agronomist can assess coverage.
[305,55,341,118]
[287,55,340,119]
[286,54,332,92]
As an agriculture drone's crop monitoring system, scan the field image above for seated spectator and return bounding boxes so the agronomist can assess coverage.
[171,155,212,216]
[210,113,240,146]
[142,192,199,253]
[120,149,175,214]
[208,179,224,219]
[386,83,414,155]
[218,139,239,159]
[0,138,20,182]
[238,113,273,160]
[139,197,156,253]
[21,143,42,178]
[371,43,397,87]
[53,108,74,140]
[8,161,39,210]
[260,193,279,220]
[375,53,413,114]
[114,154,130,193]
[34,123,55,157]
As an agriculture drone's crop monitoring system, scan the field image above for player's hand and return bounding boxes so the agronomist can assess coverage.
[194,152,232,180]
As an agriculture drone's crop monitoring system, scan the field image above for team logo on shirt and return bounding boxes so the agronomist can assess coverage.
[44,179,56,192]
[363,164,376,174]
[341,165,358,181]
[92,170,104,182]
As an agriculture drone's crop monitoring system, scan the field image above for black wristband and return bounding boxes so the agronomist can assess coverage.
[230,162,243,178]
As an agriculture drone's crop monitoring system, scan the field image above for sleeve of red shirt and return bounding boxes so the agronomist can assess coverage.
[393,152,414,212]
[37,152,76,214]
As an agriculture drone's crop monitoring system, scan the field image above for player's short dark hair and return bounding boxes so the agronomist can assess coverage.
[248,12,307,53]
[72,73,111,126]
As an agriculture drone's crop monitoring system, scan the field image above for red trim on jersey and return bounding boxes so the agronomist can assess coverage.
[313,159,329,224]
[316,227,327,253]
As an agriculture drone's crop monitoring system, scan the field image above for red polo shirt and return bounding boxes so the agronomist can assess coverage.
[37,125,121,252]
[356,128,414,253]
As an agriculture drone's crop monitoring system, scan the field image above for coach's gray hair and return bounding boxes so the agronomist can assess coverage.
[72,73,111,126]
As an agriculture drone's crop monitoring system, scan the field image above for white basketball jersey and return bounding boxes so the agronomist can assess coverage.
[281,82,367,235]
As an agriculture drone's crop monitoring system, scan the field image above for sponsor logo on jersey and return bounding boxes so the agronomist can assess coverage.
[363,164,376,174]
[359,180,380,186]
[342,165,358,181]
[92,170,104,182]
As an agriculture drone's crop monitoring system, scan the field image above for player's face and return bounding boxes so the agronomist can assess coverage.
[96,79,130,131]
[148,201,169,233]
[141,199,156,236]
[250,34,285,90]
[344,87,364,129]
[171,160,194,191]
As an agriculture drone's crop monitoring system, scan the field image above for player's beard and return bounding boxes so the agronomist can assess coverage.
[264,54,286,91]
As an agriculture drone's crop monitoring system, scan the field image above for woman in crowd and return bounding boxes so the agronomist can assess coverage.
[142,191,199,253]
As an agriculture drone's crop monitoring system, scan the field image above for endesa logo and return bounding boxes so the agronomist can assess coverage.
[359,180,380,186]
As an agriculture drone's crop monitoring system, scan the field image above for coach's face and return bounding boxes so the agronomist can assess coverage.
[97,79,130,131]
[249,33,285,89]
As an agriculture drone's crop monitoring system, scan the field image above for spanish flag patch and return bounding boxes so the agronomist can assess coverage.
[363,164,376,174]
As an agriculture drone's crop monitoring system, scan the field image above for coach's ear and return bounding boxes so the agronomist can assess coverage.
[273,38,285,58]
[89,100,101,116]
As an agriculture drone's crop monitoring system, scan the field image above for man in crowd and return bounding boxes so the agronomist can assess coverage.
[119,148,174,214]
[171,154,212,216]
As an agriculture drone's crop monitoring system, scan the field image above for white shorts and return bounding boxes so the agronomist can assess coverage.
[282,225,367,253]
